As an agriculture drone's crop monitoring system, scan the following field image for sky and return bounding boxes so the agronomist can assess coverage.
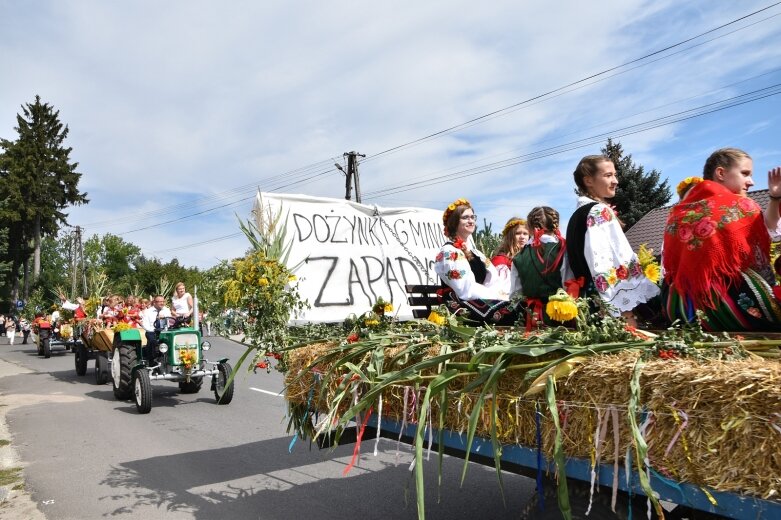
[2,0,781,269]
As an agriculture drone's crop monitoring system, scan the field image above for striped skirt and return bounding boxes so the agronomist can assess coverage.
[662,268,781,332]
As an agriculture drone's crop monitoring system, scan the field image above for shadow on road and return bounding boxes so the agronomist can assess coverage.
[97,435,533,519]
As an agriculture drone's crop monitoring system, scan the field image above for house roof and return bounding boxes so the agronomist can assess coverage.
[624,188,771,254]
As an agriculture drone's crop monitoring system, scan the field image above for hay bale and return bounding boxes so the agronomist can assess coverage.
[284,342,781,500]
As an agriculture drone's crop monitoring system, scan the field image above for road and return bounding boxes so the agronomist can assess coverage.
[0,334,536,519]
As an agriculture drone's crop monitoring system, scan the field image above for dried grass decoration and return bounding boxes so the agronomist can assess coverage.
[276,301,781,519]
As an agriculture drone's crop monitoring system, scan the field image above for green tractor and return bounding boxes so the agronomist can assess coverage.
[110,319,234,414]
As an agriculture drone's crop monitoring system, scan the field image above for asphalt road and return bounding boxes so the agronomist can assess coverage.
[0,334,536,520]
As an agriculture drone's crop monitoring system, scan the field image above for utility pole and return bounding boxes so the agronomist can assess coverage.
[343,151,366,203]
[70,226,87,298]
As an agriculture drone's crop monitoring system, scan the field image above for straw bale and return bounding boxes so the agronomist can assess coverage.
[284,342,781,500]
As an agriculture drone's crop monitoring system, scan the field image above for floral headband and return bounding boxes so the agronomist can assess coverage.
[442,198,471,227]
[676,176,703,199]
[501,218,526,237]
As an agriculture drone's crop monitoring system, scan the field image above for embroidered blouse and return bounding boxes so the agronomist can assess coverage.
[490,253,513,297]
[434,242,507,301]
[568,196,660,314]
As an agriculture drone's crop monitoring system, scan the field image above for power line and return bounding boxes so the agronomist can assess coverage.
[361,2,781,163]
[81,157,336,228]
[363,83,781,199]
[153,82,781,256]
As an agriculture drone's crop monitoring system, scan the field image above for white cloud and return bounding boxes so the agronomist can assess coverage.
[2,0,781,267]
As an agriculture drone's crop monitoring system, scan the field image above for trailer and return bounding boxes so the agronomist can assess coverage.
[75,327,114,384]
[357,416,781,520]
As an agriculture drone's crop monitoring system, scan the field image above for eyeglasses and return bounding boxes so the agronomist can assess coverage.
[460,214,477,221]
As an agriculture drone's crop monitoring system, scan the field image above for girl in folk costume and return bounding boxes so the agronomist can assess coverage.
[491,217,529,296]
[566,155,660,326]
[511,207,573,326]
[434,198,515,324]
[662,148,781,331]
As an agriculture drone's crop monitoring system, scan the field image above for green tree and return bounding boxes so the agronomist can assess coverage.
[474,219,500,258]
[602,138,671,230]
[83,233,142,294]
[0,95,88,292]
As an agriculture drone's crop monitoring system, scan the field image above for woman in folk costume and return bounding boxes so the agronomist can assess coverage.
[566,155,660,326]
[662,148,781,331]
[511,206,573,327]
[491,217,529,296]
[434,198,516,324]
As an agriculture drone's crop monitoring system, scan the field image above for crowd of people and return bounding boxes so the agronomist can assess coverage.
[434,149,781,332]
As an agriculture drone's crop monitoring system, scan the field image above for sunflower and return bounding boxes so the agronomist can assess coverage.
[545,289,579,322]
[644,263,661,284]
[427,311,447,326]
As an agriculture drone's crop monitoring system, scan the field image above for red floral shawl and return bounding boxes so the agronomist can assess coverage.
[662,180,770,308]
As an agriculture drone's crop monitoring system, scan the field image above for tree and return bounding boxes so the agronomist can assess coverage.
[0,95,88,289]
[83,233,142,294]
[602,139,671,231]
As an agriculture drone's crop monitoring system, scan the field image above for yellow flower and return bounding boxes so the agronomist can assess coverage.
[427,311,447,326]
[179,348,197,368]
[607,269,618,286]
[644,263,661,284]
[288,275,297,282]
[545,289,579,322]
[259,277,269,286]
[383,303,393,313]
[448,204,456,211]
[113,322,131,332]
[637,244,655,267]
[364,319,380,327]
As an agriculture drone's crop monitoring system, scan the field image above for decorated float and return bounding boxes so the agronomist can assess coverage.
[227,193,781,520]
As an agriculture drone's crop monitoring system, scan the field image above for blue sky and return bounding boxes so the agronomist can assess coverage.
[2,0,781,268]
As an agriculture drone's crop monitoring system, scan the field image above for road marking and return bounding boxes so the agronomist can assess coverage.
[250,387,284,397]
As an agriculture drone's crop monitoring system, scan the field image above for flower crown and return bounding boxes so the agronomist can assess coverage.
[676,176,703,199]
[442,198,471,227]
[501,218,526,237]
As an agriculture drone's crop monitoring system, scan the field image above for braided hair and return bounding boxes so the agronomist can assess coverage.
[526,206,560,234]
[573,155,613,199]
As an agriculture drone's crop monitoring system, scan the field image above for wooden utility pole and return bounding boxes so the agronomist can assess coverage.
[344,151,365,203]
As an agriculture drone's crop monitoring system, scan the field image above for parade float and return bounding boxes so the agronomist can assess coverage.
[229,193,781,520]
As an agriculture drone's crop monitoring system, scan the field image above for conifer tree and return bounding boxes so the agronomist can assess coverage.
[602,138,671,230]
[0,95,88,288]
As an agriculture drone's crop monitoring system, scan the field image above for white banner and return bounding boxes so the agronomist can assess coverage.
[254,192,445,322]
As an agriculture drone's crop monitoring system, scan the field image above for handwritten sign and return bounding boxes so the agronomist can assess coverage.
[253,192,446,322]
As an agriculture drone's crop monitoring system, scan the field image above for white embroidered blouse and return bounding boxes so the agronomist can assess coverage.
[434,241,507,301]
[576,196,660,314]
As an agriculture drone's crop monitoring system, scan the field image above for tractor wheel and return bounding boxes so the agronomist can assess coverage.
[95,352,109,385]
[43,338,51,359]
[179,377,203,394]
[75,344,88,376]
[213,362,235,405]
[134,369,152,414]
[112,344,135,400]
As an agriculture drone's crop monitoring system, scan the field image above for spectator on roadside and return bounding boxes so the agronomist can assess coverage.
[4,315,16,345]
[19,317,30,344]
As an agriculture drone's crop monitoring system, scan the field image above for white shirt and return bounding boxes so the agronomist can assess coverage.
[172,292,192,316]
[140,306,172,332]
[433,241,506,301]
[576,196,660,315]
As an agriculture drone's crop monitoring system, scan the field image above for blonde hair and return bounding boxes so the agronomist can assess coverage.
[494,217,526,258]
[702,148,751,180]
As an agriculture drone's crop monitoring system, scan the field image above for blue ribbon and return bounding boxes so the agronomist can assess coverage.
[289,376,318,453]
[535,402,545,511]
